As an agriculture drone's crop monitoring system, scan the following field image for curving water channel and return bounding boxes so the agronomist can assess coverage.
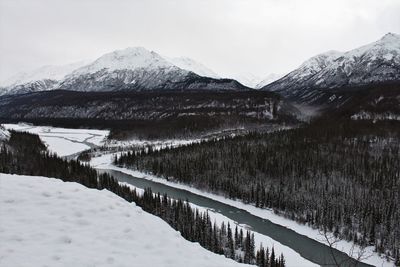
[99,168,372,267]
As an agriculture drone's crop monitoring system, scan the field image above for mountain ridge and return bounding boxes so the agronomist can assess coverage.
[262,33,400,103]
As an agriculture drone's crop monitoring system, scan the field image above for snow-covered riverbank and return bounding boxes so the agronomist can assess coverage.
[90,152,394,267]
[0,173,250,267]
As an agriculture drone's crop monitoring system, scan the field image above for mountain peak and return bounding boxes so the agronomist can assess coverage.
[111,46,156,57]
[72,47,175,75]
[380,32,400,42]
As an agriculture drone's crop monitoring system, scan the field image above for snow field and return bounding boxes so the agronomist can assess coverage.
[0,173,249,267]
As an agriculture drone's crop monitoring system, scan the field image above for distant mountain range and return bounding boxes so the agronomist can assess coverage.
[0,47,248,95]
[262,33,400,104]
[1,33,399,112]
[0,47,284,95]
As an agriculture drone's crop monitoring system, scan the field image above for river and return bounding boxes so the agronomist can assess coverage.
[99,168,372,267]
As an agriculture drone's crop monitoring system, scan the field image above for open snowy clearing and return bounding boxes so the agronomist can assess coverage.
[3,123,109,157]
[90,152,395,267]
[0,173,250,267]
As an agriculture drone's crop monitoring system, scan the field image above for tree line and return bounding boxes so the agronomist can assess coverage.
[134,188,285,266]
[115,120,400,264]
[0,130,285,267]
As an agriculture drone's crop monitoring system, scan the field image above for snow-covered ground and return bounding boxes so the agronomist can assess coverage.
[0,173,250,267]
[3,123,109,157]
[90,153,395,267]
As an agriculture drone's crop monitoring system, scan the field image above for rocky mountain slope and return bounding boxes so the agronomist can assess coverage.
[262,33,400,104]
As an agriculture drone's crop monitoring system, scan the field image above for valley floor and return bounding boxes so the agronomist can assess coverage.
[0,173,249,267]
[3,123,396,267]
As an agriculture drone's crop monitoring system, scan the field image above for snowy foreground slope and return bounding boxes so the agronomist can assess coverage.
[0,173,248,267]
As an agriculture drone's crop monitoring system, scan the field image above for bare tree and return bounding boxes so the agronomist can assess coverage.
[319,227,371,267]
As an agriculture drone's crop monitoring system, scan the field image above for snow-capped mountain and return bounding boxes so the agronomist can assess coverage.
[59,47,246,92]
[59,47,187,91]
[262,33,400,102]
[1,47,247,95]
[70,47,173,76]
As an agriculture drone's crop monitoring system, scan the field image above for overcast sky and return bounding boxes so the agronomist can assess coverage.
[0,0,399,81]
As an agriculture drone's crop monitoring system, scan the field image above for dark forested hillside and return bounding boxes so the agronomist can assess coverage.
[116,119,400,263]
[0,131,285,267]
[0,89,299,139]
[324,82,400,121]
